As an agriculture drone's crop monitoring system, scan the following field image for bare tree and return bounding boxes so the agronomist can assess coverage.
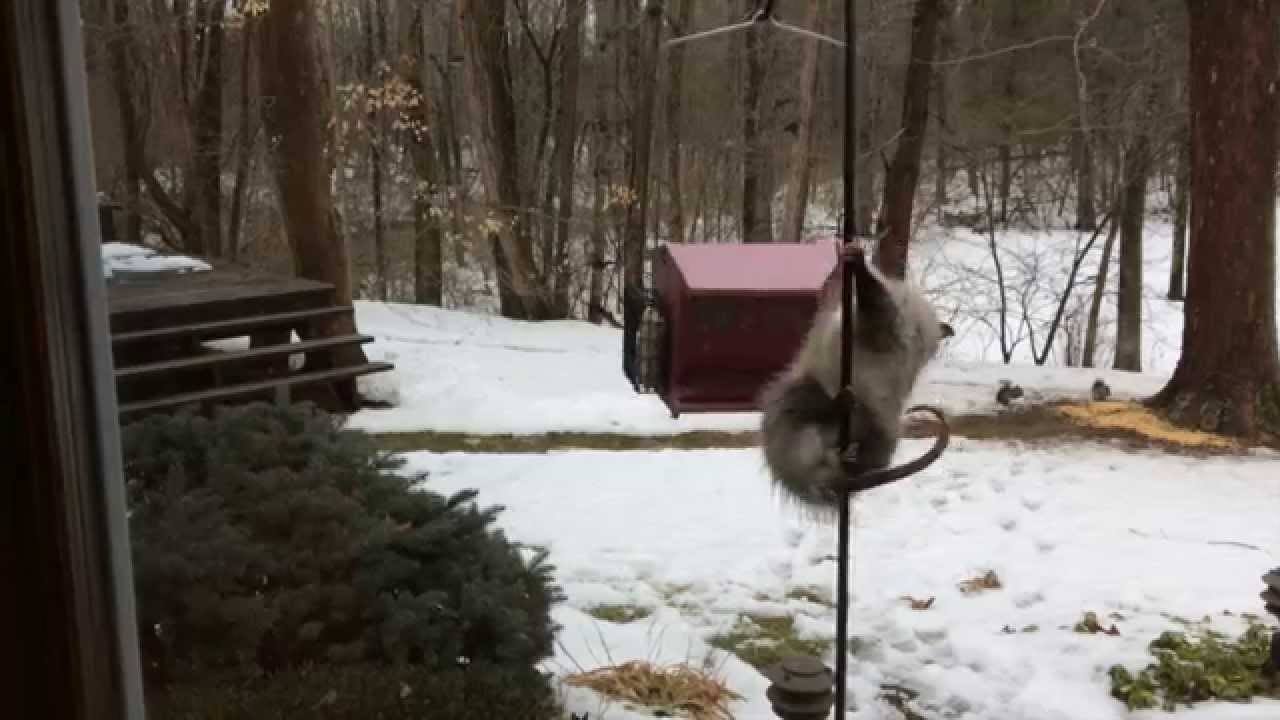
[781,0,825,245]
[460,0,549,319]
[551,0,586,315]
[741,6,773,244]
[622,0,663,363]
[876,0,947,277]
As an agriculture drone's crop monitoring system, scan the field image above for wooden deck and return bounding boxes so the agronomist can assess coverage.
[107,266,392,420]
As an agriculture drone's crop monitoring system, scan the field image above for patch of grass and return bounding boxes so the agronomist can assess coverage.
[786,586,834,607]
[1074,611,1121,635]
[958,570,1002,595]
[371,402,1275,456]
[1109,621,1277,711]
[586,603,653,624]
[373,430,760,454]
[564,660,740,720]
[707,614,831,672]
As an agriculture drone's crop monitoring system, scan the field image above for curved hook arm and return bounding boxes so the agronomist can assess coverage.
[841,405,950,493]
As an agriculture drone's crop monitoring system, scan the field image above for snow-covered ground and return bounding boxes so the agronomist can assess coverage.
[409,441,1279,719]
[348,211,1280,436]
[343,212,1280,718]
[347,300,1167,436]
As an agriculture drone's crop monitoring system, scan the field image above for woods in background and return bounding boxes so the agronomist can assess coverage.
[80,0,1280,435]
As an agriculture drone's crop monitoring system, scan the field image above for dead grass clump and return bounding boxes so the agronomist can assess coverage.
[564,660,741,720]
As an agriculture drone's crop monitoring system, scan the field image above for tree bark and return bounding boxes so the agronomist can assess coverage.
[588,122,607,324]
[410,7,443,306]
[261,0,367,365]
[365,0,388,300]
[1149,0,1280,437]
[875,0,946,278]
[782,0,824,245]
[1168,131,1189,301]
[551,0,585,316]
[741,17,772,244]
[622,0,662,378]
[1082,214,1119,369]
[1113,136,1148,372]
[228,17,257,265]
[190,0,226,257]
[459,0,549,319]
[109,0,145,246]
[932,8,952,220]
[1074,127,1097,231]
[665,0,693,245]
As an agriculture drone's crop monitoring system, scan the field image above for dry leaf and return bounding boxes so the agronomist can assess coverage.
[901,595,936,610]
[959,570,1002,594]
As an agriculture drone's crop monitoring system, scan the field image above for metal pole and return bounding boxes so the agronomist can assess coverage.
[834,0,858,716]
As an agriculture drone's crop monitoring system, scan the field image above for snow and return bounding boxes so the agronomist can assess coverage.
[100,242,211,279]
[407,441,1280,720]
[340,201,1280,717]
[347,300,1164,436]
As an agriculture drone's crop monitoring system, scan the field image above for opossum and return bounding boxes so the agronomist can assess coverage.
[759,250,950,509]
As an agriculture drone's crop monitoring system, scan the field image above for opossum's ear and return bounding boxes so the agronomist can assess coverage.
[850,249,898,351]
[939,322,955,338]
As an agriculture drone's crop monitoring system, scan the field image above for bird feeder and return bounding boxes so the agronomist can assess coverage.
[624,240,841,418]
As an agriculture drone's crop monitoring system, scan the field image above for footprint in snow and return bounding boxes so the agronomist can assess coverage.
[1014,591,1045,609]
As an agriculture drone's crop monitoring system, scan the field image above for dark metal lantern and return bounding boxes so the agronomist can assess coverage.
[764,655,836,720]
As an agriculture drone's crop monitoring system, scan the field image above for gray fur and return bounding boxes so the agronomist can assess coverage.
[759,260,947,509]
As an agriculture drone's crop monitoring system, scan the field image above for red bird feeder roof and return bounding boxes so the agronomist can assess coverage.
[662,240,840,295]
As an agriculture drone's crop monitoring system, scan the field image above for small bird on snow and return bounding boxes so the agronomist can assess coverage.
[996,379,1025,407]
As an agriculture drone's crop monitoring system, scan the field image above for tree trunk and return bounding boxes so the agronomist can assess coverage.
[782,0,824,245]
[1082,214,1119,369]
[109,0,145,246]
[1113,137,1149,372]
[410,7,443,306]
[459,0,549,319]
[854,50,876,236]
[1168,132,1189,301]
[1074,127,1097,231]
[665,0,692,244]
[551,0,585,317]
[741,18,772,244]
[622,0,662,378]
[365,0,388,300]
[1149,0,1280,436]
[190,0,226,257]
[228,17,257,264]
[932,8,952,219]
[875,0,946,278]
[588,123,607,324]
[261,0,367,369]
